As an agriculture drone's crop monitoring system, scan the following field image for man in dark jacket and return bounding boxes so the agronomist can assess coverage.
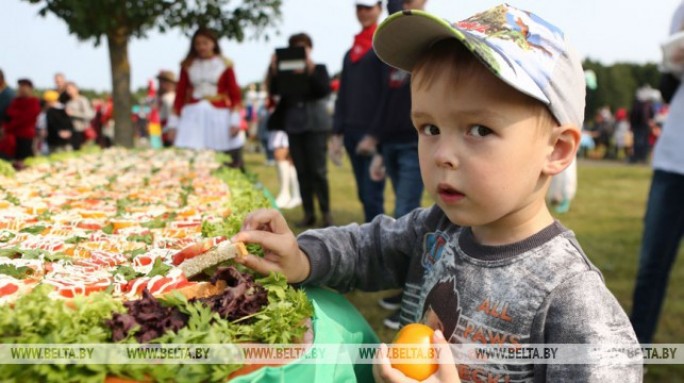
[330,0,386,223]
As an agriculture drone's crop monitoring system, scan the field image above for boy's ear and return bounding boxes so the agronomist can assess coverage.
[543,124,580,176]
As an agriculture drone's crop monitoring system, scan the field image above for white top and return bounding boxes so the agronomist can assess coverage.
[187,56,227,100]
[159,92,175,122]
[654,1,684,176]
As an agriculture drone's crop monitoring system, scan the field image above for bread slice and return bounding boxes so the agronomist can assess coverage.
[177,241,248,278]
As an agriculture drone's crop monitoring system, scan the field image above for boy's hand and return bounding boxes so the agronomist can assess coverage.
[231,208,311,283]
[373,330,460,383]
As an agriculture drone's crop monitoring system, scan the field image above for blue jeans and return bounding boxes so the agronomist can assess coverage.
[382,143,423,218]
[631,170,684,343]
[344,132,385,222]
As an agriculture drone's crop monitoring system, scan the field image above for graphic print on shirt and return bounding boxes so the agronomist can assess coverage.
[402,230,450,324]
[413,230,535,382]
[421,276,461,341]
[421,231,448,272]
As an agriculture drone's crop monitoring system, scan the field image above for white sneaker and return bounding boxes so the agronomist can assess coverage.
[284,196,302,209]
[274,161,291,208]
[275,194,291,209]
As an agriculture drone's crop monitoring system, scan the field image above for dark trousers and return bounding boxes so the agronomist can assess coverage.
[344,132,385,222]
[15,137,34,160]
[631,170,684,343]
[72,131,84,151]
[631,128,650,163]
[289,131,330,216]
[223,147,245,172]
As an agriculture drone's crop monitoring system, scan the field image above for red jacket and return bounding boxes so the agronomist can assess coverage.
[173,56,242,115]
[4,96,41,139]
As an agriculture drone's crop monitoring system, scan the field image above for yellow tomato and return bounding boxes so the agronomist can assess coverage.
[390,323,438,380]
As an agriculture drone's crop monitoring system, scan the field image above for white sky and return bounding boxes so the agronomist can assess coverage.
[1,0,682,92]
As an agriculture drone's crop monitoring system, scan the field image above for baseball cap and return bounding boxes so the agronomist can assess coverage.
[373,4,586,128]
[356,0,381,7]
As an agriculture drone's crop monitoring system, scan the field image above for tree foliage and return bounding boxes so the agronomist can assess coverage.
[26,0,281,44]
[23,0,282,147]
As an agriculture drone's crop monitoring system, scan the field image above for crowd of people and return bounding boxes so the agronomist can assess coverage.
[580,85,668,163]
[0,70,113,166]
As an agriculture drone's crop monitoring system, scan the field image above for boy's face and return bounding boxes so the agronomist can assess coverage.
[412,65,554,231]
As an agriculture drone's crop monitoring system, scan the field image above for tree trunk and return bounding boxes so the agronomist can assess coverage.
[107,28,134,148]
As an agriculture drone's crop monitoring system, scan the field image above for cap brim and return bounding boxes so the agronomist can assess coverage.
[373,10,549,104]
[374,10,458,73]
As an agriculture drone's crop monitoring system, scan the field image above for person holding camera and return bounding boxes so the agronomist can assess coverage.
[267,33,333,227]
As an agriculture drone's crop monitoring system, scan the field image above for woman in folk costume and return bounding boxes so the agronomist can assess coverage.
[170,27,244,168]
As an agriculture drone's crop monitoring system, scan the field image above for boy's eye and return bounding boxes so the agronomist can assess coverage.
[420,125,440,136]
[468,125,493,137]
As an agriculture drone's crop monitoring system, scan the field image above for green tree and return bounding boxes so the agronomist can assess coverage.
[23,0,281,147]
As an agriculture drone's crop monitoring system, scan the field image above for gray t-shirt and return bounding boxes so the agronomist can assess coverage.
[298,205,642,382]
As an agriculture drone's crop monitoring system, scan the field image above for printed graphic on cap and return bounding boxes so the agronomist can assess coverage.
[453,4,565,90]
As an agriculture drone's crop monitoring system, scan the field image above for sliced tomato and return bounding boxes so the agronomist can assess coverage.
[122,278,142,294]
[58,284,109,298]
[149,278,172,294]
[153,279,194,295]
[171,237,225,265]
[133,255,153,267]
[0,283,19,297]
[125,275,194,296]
[77,221,103,231]
[171,221,201,229]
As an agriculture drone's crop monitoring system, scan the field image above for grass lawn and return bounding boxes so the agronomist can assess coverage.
[244,152,684,381]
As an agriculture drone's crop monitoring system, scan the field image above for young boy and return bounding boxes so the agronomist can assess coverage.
[233,4,641,382]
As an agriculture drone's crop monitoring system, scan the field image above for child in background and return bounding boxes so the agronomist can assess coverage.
[613,107,632,159]
[43,90,74,153]
[234,4,641,382]
[154,70,177,147]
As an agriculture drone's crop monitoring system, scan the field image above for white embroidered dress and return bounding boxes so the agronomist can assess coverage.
[174,56,244,151]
